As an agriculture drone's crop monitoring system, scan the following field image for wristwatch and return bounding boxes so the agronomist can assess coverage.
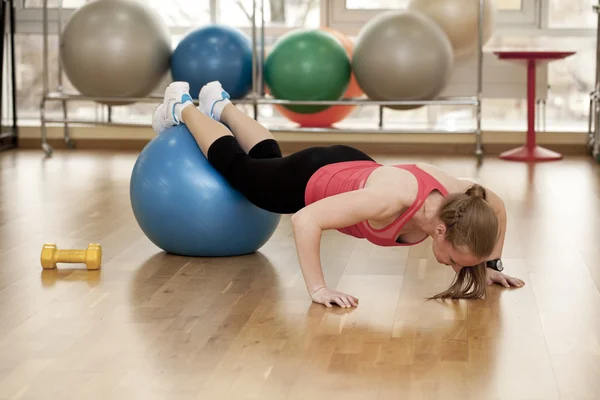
[486,259,503,272]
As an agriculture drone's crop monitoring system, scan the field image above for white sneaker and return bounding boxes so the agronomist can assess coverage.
[151,82,194,134]
[198,81,231,121]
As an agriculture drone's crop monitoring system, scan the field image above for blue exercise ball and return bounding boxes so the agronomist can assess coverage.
[171,25,253,99]
[130,125,281,257]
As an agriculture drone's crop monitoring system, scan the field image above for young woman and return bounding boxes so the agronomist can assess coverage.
[152,81,525,308]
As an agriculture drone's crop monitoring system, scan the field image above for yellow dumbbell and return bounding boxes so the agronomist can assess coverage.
[40,243,102,270]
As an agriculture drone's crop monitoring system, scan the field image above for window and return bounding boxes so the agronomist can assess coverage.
[8,0,599,134]
[326,0,540,33]
[498,0,523,10]
[23,0,84,7]
[10,0,321,125]
[547,0,596,29]
[495,0,538,25]
[344,0,408,10]
[19,1,213,34]
[18,0,319,31]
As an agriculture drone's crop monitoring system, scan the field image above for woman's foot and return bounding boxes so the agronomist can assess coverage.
[198,81,231,121]
[152,82,194,134]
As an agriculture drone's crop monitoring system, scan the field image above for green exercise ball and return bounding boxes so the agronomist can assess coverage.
[264,29,351,114]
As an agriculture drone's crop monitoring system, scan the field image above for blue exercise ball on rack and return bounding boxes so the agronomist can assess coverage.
[130,124,281,257]
[171,25,253,99]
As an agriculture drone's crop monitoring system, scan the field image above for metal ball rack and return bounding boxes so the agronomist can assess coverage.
[39,0,487,158]
[0,0,17,152]
[588,1,600,162]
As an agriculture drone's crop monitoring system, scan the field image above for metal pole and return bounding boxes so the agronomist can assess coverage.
[257,0,265,99]
[42,0,48,97]
[9,0,17,145]
[475,0,484,157]
[42,91,476,106]
[57,0,63,91]
[259,0,265,97]
[57,0,72,148]
[209,0,217,23]
[591,3,600,158]
[594,98,600,160]
[378,106,384,128]
[0,0,6,127]
[595,5,600,96]
[588,94,593,146]
[535,99,540,132]
[542,100,546,133]
[251,0,258,119]
[40,98,51,156]
[41,0,52,155]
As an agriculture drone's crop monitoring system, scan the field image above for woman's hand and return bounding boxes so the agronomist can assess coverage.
[486,269,525,288]
[310,287,359,308]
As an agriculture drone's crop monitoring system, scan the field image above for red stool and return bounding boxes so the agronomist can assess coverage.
[493,50,576,162]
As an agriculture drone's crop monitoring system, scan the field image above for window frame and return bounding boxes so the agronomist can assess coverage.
[323,0,597,37]
[8,0,597,134]
[324,0,542,34]
[495,0,540,26]
[15,0,597,36]
[538,0,598,31]
[14,0,312,37]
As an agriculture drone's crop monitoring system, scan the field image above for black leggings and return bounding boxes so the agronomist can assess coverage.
[207,136,375,214]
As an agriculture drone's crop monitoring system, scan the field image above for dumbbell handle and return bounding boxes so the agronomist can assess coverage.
[41,243,102,270]
[52,249,88,263]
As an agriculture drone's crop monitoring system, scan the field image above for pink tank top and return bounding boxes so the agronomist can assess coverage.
[304,161,449,247]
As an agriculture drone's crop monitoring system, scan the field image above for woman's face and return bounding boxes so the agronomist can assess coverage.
[432,227,484,272]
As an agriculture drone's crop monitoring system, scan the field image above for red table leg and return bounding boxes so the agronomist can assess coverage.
[499,59,563,162]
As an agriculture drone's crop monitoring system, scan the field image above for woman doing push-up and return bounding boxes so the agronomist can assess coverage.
[151,81,525,308]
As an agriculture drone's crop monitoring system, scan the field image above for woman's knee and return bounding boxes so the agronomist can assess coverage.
[248,139,282,159]
[207,136,247,175]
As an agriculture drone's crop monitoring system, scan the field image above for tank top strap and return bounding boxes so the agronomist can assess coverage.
[401,164,449,196]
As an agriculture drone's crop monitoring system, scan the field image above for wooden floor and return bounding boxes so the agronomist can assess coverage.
[1,149,599,400]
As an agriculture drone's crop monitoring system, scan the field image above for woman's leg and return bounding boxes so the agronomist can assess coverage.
[180,106,234,158]
[152,81,234,158]
[152,81,375,214]
[152,81,292,213]
[197,81,281,157]
[220,104,278,156]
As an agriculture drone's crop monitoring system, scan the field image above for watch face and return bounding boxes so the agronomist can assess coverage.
[496,259,504,271]
[487,259,504,271]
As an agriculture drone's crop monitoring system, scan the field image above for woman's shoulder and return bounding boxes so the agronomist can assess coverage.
[413,162,466,192]
[414,163,505,212]
[371,161,484,195]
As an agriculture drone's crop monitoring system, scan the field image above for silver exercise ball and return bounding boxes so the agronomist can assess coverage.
[60,0,171,105]
[408,0,495,59]
[352,10,453,110]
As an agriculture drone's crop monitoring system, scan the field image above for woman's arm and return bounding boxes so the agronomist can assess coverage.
[484,190,526,287]
[458,179,506,259]
[459,180,524,288]
[484,188,506,260]
[291,187,400,306]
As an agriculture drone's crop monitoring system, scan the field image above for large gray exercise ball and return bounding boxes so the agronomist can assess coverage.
[352,10,454,110]
[60,0,171,105]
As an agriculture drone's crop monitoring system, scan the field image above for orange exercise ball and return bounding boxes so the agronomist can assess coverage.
[273,27,363,127]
